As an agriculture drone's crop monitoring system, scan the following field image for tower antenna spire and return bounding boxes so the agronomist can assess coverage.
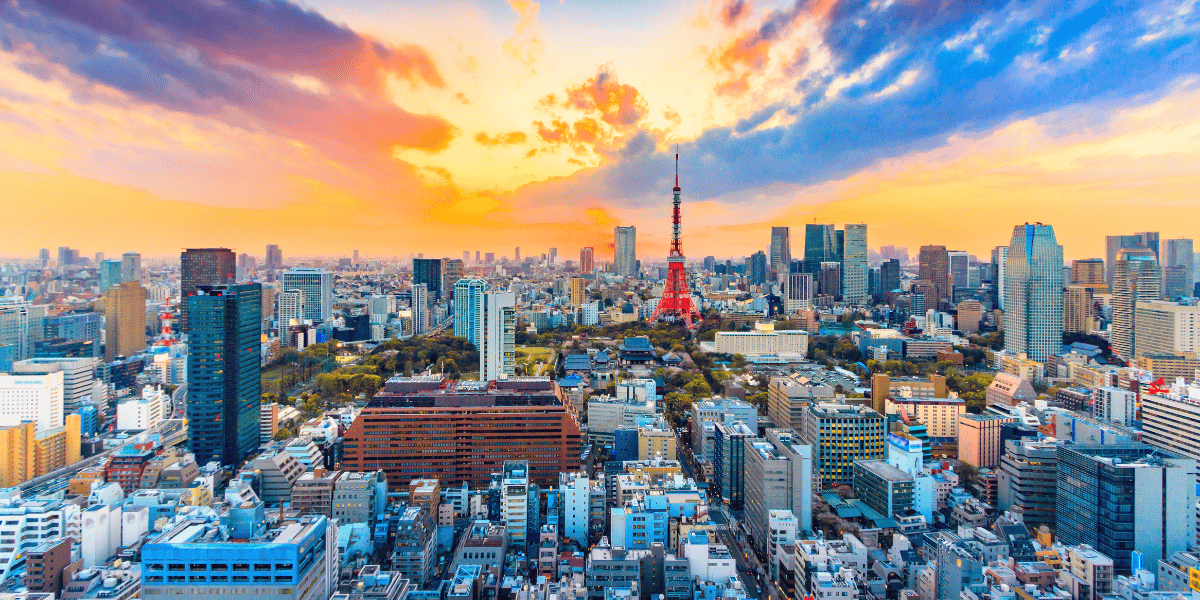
[674,145,679,188]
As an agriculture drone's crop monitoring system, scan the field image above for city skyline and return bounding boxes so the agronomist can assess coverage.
[1,1,1197,258]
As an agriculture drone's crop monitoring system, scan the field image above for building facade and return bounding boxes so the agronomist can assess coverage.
[186,283,262,466]
[282,268,333,323]
[341,377,581,489]
[1004,224,1064,363]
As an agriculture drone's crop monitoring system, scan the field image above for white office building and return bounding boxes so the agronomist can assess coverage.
[1094,386,1137,427]
[368,294,396,324]
[0,371,63,431]
[480,291,515,381]
[282,268,334,322]
[276,289,306,332]
[116,386,166,431]
[412,284,430,335]
[1134,301,1200,358]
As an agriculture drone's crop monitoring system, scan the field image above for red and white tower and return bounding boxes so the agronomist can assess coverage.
[649,152,702,329]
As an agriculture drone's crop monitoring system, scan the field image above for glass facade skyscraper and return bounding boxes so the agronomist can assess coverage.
[614,226,637,278]
[803,224,834,263]
[413,258,443,302]
[1004,224,1063,362]
[1055,444,1194,573]
[770,227,791,279]
[842,224,868,304]
[180,248,236,332]
[453,278,487,347]
[186,283,262,466]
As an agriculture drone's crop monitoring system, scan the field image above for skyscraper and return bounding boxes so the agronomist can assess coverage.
[180,248,236,332]
[1111,247,1160,361]
[1163,238,1194,298]
[1106,232,1158,286]
[413,258,443,301]
[120,252,141,283]
[770,227,791,279]
[579,247,594,274]
[186,283,262,466]
[276,289,304,344]
[990,246,1008,310]
[918,245,950,309]
[479,291,515,381]
[1004,224,1064,363]
[947,250,970,290]
[104,281,147,361]
[1063,285,1094,334]
[282,268,333,322]
[842,224,868,304]
[784,273,813,312]
[98,260,122,292]
[614,226,636,277]
[803,224,835,263]
[818,262,841,299]
[265,244,283,270]
[442,259,464,303]
[38,248,49,268]
[749,251,768,286]
[412,284,429,335]
[453,279,487,346]
[880,259,900,294]
[549,247,557,265]
[515,247,521,262]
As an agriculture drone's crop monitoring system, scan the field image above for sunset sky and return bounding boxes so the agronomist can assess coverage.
[1,0,1198,261]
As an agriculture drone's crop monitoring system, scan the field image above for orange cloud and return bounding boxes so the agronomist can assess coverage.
[474,131,529,146]
[564,70,649,128]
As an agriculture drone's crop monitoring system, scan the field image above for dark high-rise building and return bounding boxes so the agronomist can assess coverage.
[818,262,841,299]
[918,245,950,308]
[804,224,835,263]
[880,259,900,294]
[413,258,443,302]
[186,283,262,466]
[1056,444,1193,572]
[180,248,236,331]
[749,251,768,285]
[342,377,581,489]
[770,227,791,279]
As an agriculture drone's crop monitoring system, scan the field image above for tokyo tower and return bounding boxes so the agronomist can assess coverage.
[648,152,702,329]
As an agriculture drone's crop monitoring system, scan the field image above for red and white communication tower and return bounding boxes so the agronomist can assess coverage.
[648,152,702,329]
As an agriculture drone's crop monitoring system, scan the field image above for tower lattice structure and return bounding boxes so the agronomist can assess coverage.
[648,153,702,329]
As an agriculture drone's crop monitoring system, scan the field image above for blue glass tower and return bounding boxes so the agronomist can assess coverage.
[186,283,262,466]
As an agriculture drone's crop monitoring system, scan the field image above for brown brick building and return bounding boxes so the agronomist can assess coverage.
[342,377,581,490]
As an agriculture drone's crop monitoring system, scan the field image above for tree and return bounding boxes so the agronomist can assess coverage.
[684,378,712,399]
[956,461,979,486]
[299,395,325,419]
[273,427,295,441]
[731,354,747,369]
[747,391,768,411]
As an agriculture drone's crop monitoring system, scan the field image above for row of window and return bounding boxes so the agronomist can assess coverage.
[148,562,293,572]
[146,575,292,583]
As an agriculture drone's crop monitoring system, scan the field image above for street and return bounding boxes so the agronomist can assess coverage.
[711,506,785,600]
